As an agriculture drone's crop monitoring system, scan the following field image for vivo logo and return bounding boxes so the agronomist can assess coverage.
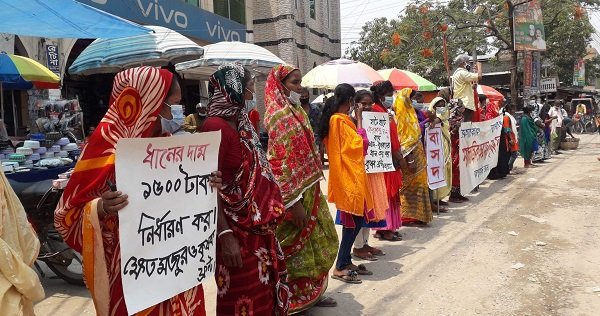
[206,21,241,41]
[137,0,188,28]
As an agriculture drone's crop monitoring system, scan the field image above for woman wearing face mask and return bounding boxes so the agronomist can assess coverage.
[200,64,289,315]
[426,88,453,209]
[394,88,432,226]
[320,83,374,284]
[55,67,222,316]
[264,64,339,313]
[368,81,405,242]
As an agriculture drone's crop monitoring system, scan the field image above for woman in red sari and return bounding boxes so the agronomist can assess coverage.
[55,67,214,315]
[201,64,290,315]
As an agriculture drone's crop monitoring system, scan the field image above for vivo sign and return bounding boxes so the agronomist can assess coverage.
[83,0,246,42]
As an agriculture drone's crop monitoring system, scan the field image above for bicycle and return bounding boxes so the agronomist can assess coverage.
[572,114,597,134]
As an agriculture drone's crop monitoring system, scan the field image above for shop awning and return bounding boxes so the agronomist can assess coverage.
[0,0,150,39]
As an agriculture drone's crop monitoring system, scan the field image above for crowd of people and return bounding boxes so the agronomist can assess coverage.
[1,54,592,316]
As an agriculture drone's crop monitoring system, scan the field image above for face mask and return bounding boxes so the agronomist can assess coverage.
[384,96,394,108]
[245,99,256,113]
[465,64,472,71]
[288,91,301,105]
[170,104,185,125]
[198,112,207,118]
[160,103,183,134]
[436,107,448,116]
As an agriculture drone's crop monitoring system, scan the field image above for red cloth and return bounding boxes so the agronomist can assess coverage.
[372,103,402,197]
[202,117,242,183]
[248,109,260,133]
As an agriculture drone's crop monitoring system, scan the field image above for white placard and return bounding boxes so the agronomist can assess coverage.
[115,132,221,314]
[459,116,503,196]
[362,112,395,173]
[425,125,447,190]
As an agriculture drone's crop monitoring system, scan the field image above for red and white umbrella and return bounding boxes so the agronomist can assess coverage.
[477,84,504,103]
[302,58,383,89]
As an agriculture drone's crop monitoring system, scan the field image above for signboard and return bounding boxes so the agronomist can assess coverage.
[425,125,447,190]
[513,0,546,51]
[459,116,503,196]
[573,58,585,86]
[362,112,394,173]
[523,51,541,96]
[540,77,558,93]
[115,132,220,314]
[80,0,247,42]
[45,45,60,76]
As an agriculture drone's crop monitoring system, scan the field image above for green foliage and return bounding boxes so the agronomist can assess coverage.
[345,0,600,86]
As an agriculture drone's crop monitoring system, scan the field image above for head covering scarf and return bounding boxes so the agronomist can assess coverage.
[393,88,421,156]
[55,67,196,316]
[207,64,246,118]
[264,64,323,208]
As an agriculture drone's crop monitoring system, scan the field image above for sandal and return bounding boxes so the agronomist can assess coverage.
[364,245,385,256]
[344,264,373,275]
[377,231,402,241]
[315,296,337,307]
[352,248,378,261]
[331,270,361,284]
[432,205,449,213]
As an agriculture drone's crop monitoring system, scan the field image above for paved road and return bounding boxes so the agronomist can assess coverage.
[35,134,600,316]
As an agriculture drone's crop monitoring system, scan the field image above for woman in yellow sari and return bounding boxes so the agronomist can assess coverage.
[394,88,432,226]
[0,171,45,315]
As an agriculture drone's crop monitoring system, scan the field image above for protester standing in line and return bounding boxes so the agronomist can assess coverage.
[426,88,453,207]
[320,84,375,283]
[503,103,520,171]
[0,171,45,315]
[448,98,469,202]
[201,64,289,315]
[183,102,208,132]
[370,81,405,242]
[264,64,338,313]
[534,102,553,162]
[56,67,218,315]
[519,105,540,168]
[452,54,482,122]
[394,88,432,226]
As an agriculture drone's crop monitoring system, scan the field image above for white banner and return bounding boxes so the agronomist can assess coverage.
[425,125,447,190]
[115,132,221,314]
[362,112,394,173]
[459,116,503,196]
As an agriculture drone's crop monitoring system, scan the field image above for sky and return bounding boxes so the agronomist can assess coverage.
[339,1,600,55]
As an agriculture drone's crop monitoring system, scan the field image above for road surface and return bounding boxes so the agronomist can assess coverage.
[35,134,600,316]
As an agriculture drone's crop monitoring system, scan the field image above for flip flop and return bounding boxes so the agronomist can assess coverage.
[344,264,373,276]
[331,270,361,284]
[365,245,385,256]
[315,296,337,307]
[352,250,378,261]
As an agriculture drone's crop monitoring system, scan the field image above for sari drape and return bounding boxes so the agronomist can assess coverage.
[264,65,337,313]
[428,97,452,200]
[519,115,538,161]
[55,67,207,316]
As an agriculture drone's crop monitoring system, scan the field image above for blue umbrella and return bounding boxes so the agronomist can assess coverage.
[0,0,149,39]
[69,26,204,75]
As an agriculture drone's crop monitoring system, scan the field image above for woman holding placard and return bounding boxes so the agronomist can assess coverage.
[55,67,221,315]
[263,64,339,313]
[201,64,290,315]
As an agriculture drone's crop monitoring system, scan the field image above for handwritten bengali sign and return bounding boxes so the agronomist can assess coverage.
[362,112,394,173]
[425,125,447,190]
[115,132,221,314]
[459,116,503,196]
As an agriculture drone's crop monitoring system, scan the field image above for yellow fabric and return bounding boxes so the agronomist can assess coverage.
[576,104,586,115]
[183,113,204,133]
[325,113,373,215]
[393,88,421,157]
[0,171,45,315]
[73,154,115,173]
[452,68,479,111]
[366,173,388,221]
[81,199,110,316]
[428,97,452,200]
[399,143,433,223]
[11,54,60,83]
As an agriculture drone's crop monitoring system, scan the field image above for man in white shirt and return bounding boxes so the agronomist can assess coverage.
[452,54,482,122]
[547,100,564,154]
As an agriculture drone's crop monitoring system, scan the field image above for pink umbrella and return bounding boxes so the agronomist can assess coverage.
[477,85,505,103]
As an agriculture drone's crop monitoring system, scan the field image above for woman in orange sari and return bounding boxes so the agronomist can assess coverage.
[55,67,218,316]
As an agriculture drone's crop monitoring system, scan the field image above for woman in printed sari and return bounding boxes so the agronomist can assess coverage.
[369,81,404,242]
[55,67,214,315]
[519,105,539,168]
[426,88,453,206]
[394,88,432,226]
[320,83,374,284]
[448,99,469,202]
[263,64,338,313]
[533,104,552,162]
[200,64,290,315]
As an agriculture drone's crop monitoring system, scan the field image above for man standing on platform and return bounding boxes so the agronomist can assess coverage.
[452,54,482,122]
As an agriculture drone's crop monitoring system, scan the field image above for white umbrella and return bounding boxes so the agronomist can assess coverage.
[311,93,333,104]
[302,58,383,89]
[176,41,284,79]
[69,26,203,75]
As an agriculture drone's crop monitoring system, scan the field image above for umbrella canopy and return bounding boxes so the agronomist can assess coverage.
[176,41,284,79]
[0,0,149,39]
[69,26,204,75]
[477,85,505,102]
[302,58,383,89]
[0,53,60,88]
[377,68,437,91]
[311,93,334,105]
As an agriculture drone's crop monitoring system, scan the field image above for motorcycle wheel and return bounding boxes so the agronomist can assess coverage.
[41,233,85,286]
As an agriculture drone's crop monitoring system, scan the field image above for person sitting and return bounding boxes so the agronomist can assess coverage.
[183,102,207,133]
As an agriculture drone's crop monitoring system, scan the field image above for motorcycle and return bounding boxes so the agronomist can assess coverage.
[10,178,84,286]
